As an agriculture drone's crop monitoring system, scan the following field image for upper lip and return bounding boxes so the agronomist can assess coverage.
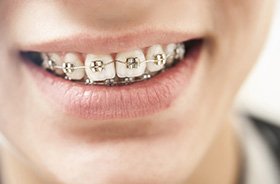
[18,29,202,54]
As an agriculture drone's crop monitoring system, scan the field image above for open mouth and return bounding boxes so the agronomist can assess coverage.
[20,39,202,86]
[20,37,204,120]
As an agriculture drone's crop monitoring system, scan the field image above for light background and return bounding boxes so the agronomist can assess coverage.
[235,1,280,125]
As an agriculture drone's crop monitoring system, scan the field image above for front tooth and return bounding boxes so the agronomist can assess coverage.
[63,53,85,80]
[85,54,115,82]
[116,49,146,78]
[165,43,177,65]
[146,45,166,72]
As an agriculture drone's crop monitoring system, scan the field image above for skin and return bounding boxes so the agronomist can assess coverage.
[0,0,275,184]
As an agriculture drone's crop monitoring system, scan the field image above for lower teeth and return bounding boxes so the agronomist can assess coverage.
[21,42,188,86]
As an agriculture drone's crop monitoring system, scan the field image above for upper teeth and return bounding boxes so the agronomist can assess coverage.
[42,43,185,85]
[43,53,64,75]
[146,44,166,72]
[85,54,116,81]
[63,53,85,80]
[116,49,146,78]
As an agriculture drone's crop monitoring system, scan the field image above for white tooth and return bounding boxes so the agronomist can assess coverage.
[42,53,50,69]
[146,45,166,72]
[63,53,85,80]
[85,54,115,81]
[116,49,146,78]
[48,53,64,75]
[174,43,186,60]
[165,43,177,65]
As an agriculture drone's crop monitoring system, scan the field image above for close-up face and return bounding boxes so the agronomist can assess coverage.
[0,1,275,184]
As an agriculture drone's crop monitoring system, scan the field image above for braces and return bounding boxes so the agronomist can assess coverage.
[44,43,185,85]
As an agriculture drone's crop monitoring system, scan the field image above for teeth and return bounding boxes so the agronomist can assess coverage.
[42,53,50,68]
[37,41,187,85]
[48,53,64,75]
[146,45,166,72]
[85,54,115,82]
[41,53,64,75]
[116,49,146,78]
[63,53,85,80]
[174,43,185,60]
[165,43,177,65]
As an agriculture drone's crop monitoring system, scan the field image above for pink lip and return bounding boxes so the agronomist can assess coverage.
[19,30,201,54]
[24,45,201,120]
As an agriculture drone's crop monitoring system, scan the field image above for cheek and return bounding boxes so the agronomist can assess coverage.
[0,48,24,131]
[205,0,275,94]
[0,40,49,159]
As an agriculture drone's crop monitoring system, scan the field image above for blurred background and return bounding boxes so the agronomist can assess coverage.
[235,1,280,126]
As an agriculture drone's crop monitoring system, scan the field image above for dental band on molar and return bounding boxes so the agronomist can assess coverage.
[42,43,185,85]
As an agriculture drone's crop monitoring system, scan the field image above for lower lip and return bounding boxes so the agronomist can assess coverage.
[24,46,201,120]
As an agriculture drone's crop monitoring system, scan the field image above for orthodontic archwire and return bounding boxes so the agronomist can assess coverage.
[44,43,185,85]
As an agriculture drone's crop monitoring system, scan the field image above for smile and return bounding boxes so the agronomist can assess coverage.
[20,34,203,120]
[21,40,198,86]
